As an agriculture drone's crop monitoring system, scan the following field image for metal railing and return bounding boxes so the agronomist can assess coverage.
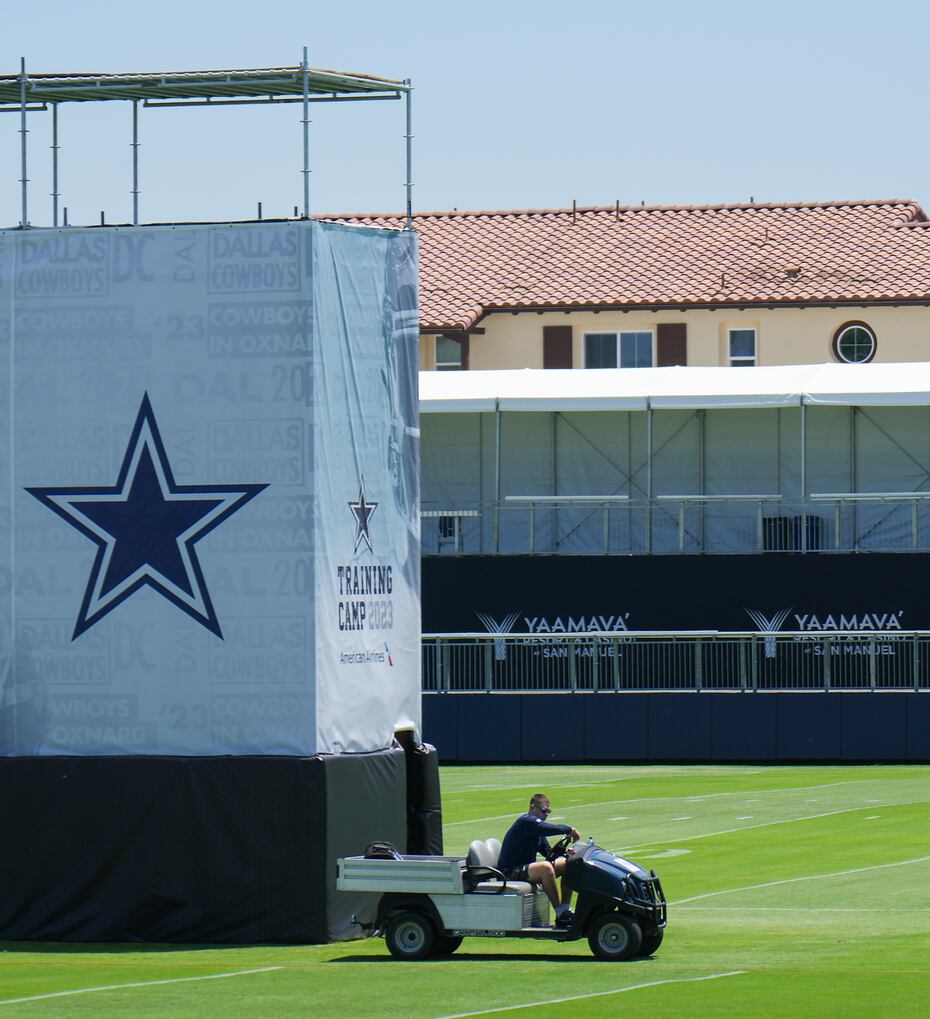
[421,508,479,554]
[420,493,930,555]
[422,631,930,692]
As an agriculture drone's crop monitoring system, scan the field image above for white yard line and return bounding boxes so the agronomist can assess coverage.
[432,971,746,1019]
[675,855,930,904]
[0,966,284,1007]
[445,811,525,828]
[672,777,889,802]
[613,800,928,853]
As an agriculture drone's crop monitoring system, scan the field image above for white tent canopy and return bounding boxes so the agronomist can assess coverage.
[418,363,930,556]
[420,362,930,413]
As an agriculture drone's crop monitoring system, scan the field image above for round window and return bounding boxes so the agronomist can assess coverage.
[833,322,876,364]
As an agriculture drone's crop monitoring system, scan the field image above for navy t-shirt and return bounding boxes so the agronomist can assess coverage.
[497,812,572,873]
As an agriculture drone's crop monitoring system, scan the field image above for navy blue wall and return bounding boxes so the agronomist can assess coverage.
[422,693,929,763]
[422,554,930,633]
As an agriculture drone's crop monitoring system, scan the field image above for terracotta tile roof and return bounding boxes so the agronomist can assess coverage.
[327,200,930,332]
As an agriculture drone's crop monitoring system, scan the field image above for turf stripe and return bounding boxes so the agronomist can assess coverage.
[432,971,746,1019]
[675,854,930,904]
[0,966,284,1006]
[616,800,927,852]
[460,769,765,792]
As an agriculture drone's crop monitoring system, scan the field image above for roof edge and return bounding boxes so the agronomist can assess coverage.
[324,198,925,222]
[418,296,930,333]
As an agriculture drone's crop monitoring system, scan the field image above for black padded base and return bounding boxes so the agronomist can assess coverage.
[0,748,406,943]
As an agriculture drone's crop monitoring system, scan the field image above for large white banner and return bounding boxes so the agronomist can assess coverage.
[0,221,420,756]
[311,223,421,753]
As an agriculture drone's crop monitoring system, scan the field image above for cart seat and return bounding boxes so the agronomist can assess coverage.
[466,838,535,894]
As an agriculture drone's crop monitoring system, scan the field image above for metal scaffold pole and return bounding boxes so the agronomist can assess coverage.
[404,79,413,229]
[301,46,310,218]
[51,103,60,227]
[19,57,28,228]
[131,100,140,225]
[2,58,406,228]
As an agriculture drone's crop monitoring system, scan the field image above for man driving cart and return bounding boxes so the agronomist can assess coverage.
[498,793,580,927]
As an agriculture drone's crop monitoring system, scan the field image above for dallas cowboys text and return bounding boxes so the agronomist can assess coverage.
[207,227,300,293]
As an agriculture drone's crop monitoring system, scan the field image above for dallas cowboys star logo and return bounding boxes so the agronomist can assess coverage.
[348,480,378,553]
[26,394,267,640]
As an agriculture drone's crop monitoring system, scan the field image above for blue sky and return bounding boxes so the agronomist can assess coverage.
[2,0,927,226]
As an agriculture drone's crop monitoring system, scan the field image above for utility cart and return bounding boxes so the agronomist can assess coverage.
[337,835,667,961]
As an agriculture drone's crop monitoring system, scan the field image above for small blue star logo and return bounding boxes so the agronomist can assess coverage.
[348,480,378,553]
[26,394,267,640]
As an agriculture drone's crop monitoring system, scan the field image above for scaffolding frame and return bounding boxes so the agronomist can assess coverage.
[1,53,413,229]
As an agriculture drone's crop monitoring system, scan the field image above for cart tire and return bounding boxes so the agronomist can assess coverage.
[587,912,642,961]
[638,927,664,956]
[431,935,464,957]
[385,911,436,960]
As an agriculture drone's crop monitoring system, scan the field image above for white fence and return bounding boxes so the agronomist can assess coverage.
[421,631,930,692]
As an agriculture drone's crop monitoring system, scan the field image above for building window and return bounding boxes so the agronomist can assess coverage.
[435,335,463,371]
[585,333,617,368]
[833,322,876,364]
[584,331,653,369]
[621,331,653,368]
[728,328,756,367]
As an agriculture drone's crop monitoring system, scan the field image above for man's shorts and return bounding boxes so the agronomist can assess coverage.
[502,863,531,881]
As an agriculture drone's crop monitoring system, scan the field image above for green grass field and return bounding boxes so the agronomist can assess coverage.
[3,764,930,1017]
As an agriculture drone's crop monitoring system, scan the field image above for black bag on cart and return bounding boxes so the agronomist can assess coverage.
[364,841,403,860]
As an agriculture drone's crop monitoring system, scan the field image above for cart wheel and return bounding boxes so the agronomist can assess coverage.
[431,935,464,957]
[385,911,436,960]
[638,927,664,956]
[587,912,642,961]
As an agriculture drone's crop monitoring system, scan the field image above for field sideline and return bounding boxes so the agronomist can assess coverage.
[2,764,929,1017]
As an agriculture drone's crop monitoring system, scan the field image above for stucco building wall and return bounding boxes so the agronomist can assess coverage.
[422,304,930,371]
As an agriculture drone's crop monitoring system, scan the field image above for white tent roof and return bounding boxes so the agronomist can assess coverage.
[419,362,930,412]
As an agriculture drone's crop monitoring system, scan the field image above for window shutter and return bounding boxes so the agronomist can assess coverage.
[460,335,470,370]
[656,323,687,366]
[543,325,573,369]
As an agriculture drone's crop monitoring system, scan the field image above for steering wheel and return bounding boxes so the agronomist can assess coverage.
[547,835,573,862]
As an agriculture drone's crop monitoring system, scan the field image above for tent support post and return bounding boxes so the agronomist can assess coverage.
[646,399,653,554]
[552,411,558,553]
[800,397,807,553]
[494,401,501,553]
[851,406,858,551]
[699,408,706,552]
[627,411,633,550]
